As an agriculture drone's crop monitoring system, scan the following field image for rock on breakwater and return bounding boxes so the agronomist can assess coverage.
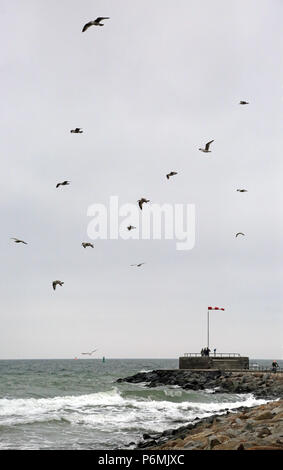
[117,369,283,399]
[136,400,283,450]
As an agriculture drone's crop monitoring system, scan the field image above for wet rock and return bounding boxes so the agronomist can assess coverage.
[244,422,255,432]
[255,411,275,421]
[257,427,272,438]
[208,436,222,449]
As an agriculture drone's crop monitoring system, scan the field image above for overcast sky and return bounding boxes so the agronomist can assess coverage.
[0,0,282,360]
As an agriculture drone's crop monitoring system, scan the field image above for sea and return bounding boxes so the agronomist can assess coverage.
[0,358,281,450]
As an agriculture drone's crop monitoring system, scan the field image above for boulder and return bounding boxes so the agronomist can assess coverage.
[255,411,275,421]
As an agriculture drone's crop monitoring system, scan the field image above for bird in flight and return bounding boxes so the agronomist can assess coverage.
[239,101,249,105]
[81,349,98,356]
[138,198,150,210]
[127,225,136,231]
[236,233,245,237]
[82,17,110,32]
[131,263,145,267]
[82,242,94,248]
[166,171,178,180]
[10,238,27,245]
[199,140,214,153]
[56,181,70,188]
[52,280,64,290]
[70,128,83,133]
[236,189,248,192]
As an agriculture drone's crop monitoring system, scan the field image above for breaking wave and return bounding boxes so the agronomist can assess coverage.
[0,387,269,431]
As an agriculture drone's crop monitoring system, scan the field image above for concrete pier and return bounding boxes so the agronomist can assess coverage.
[179,355,249,370]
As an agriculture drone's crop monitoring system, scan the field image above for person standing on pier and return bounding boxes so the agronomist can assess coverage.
[272,360,279,373]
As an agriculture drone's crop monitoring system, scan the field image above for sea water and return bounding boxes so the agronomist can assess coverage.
[0,358,279,450]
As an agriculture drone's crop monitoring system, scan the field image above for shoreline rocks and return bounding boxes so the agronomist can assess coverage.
[117,369,283,399]
[135,400,283,450]
[116,369,283,450]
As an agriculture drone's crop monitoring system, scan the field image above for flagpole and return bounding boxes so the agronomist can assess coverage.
[207,309,209,349]
[207,307,225,352]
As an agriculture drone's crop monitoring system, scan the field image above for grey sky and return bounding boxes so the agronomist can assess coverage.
[1,0,282,359]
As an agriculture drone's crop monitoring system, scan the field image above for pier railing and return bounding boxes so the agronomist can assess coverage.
[183,353,241,357]
[249,364,283,373]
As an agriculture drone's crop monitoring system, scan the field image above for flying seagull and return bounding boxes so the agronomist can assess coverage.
[81,349,98,356]
[127,225,136,231]
[131,263,145,267]
[199,140,214,153]
[56,181,70,188]
[82,17,110,32]
[236,233,245,237]
[138,198,150,210]
[82,242,94,248]
[239,101,249,105]
[52,280,64,290]
[236,189,248,192]
[70,128,83,133]
[10,238,27,245]
[166,171,178,180]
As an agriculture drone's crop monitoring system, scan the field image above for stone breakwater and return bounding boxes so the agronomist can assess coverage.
[117,370,283,450]
[117,369,283,399]
[137,400,283,450]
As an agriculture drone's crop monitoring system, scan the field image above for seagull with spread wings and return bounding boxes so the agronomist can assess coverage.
[127,225,136,231]
[236,233,245,237]
[199,140,214,153]
[82,17,110,32]
[81,349,98,356]
[166,171,178,180]
[70,128,83,133]
[236,189,248,192]
[138,198,150,210]
[82,242,94,248]
[10,238,27,245]
[56,181,70,188]
[52,280,64,290]
[131,263,145,267]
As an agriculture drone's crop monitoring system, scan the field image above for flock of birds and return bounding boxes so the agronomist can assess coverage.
[10,16,250,293]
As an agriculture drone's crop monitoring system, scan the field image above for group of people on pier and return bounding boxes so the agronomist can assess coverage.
[201,347,211,357]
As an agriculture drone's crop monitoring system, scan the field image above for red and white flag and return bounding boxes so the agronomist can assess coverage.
[208,306,225,311]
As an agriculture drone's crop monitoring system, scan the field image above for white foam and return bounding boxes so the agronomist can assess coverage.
[0,388,124,425]
[0,388,270,432]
